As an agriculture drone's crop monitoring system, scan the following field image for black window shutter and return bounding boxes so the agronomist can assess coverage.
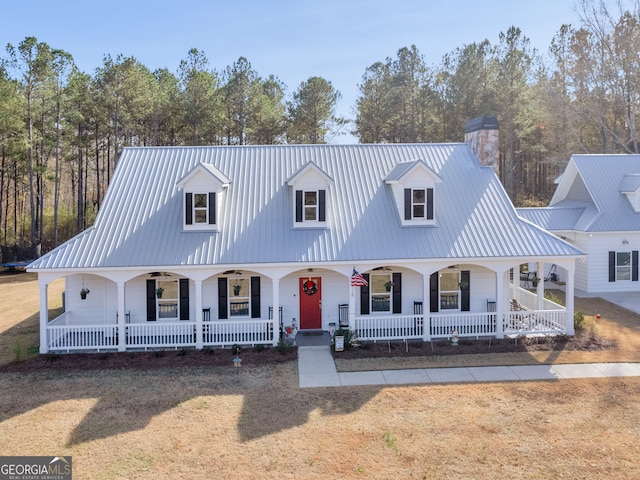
[185,192,193,225]
[392,272,402,314]
[209,192,216,225]
[460,270,470,312]
[218,277,228,319]
[430,272,439,312]
[404,188,411,220]
[426,188,434,220]
[179,279,189,320]
[318,189,326,222]
[251,276,261,318]
[609,251,616,282]
[633,251,639,282]
[295,190,303,222]
[146,279,156,321]
[360,274,370,315]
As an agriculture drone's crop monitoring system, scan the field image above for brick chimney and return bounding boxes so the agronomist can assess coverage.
[464,115,499,175]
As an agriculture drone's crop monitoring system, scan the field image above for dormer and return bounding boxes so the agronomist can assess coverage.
[620,174,640,212]
[385,160,442,226]
[176,163,230,231]
[286,162,334,228]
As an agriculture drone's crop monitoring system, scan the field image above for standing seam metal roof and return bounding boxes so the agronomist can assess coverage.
[29,144,582,270]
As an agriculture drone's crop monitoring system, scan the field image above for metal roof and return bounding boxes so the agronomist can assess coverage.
[516,207,585,231]
[29,144,582,270]
[529,154,640,233]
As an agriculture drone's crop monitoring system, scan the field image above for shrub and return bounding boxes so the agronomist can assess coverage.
[254,344,265,353]
[574,311,585,330]
[276,337,292,355]
[12,341,23,362]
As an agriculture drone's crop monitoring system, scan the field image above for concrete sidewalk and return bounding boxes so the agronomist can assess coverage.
[297,345,640,388]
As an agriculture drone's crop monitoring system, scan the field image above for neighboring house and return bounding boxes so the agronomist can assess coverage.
[518,154,640,295]
[29,119,583,353]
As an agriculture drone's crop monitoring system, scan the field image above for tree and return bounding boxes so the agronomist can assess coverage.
[178,48,220,145]
[287,76,342,144]
[221,57,261,145]
[247,74,287,144]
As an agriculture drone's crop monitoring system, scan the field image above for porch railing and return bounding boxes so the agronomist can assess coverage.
[47,324,119,352]
[429,312,497,338]
[503,309,567,335]
[203,319,274,347]
[355,314,423,341]
[126,322,197,348]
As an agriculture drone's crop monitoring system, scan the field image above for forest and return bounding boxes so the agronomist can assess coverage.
[1,0,639,256]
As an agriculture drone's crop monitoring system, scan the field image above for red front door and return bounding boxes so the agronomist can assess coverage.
[299,277,322,330]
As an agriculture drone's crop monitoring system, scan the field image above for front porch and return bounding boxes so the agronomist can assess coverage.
[42,285,568,353]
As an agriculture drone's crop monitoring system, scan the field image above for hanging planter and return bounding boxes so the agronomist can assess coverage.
[384,281,394,292]
[80,288,90,300]
[233,284,241,296]
[156,287,164,298]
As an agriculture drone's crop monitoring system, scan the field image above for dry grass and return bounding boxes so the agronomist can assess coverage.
[1,273,639,479]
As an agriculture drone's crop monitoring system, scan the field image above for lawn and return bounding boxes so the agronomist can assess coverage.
[1,272,639,479]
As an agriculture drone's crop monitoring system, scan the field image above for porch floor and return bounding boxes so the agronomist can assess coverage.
[294,330,331,347]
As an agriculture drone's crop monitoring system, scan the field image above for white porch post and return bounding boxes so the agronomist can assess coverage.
[39,281,49,354]
[272,278,280,346]
[422,273,431,341]
[536,261,544,309]
[565,262,576,336]
[117,281,126,352]
[349,284,356,331]
[195,280,203,349]
[495,270,505,339]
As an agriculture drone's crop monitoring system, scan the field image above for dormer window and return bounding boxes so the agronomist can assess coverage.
[386,160,441,226]
[287,162,333,229]
[405,188,433,220]
[185,192,216,226]
[177,163,230,232]
[296,190,326,223]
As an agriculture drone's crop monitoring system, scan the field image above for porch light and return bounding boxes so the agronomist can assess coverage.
[233,352,242,379]
[451,329,459,346]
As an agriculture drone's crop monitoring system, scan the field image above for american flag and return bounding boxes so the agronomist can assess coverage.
[351,269,368,287]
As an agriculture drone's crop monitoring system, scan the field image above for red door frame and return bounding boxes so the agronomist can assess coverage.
[299,277,322,330]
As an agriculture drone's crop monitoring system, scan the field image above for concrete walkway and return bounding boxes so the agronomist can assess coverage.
[297,345,640,388]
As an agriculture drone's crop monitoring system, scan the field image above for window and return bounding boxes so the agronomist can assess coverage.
[617,252,631,281]
[304,191,318,221]
[440,271,460,310]
[229,277,250,317]
[185,192,216,228]
[412,189,426,218]
[193,193,208,223]
[295,189,326,225]
[370,274,392,312]
[157,280,178,319]
[404,188,433,221]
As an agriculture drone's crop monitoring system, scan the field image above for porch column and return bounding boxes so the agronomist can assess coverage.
[495,270,505,339]
[195,280,203,349]
[422,273,431,341]
[348,284,356,331]
[272,278,280,346]
[39,281,49,354]
[565,262,576,336]
[117,282,126,352]
[537,261,544,310]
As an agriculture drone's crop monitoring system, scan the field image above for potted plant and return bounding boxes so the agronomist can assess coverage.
[384,280,394,292]
[531,277,541,287]
[155,287,164,298]
[458,281,469,290]
[80,288,90,300]
[233,284,241,296]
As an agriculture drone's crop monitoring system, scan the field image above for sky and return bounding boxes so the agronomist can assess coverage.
[3,0,584,143]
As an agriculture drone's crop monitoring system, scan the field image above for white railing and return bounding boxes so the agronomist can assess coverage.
[503,310,567,335]
[355,315,423,341]
[126,322,197,348]
[430,312,497,339]
[47,324,119,352]
[203,319,274,346]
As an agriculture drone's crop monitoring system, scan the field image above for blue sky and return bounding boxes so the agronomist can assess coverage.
[4,0,582,142]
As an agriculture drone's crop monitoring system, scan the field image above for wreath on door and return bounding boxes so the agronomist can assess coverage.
[303,279,318,295]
